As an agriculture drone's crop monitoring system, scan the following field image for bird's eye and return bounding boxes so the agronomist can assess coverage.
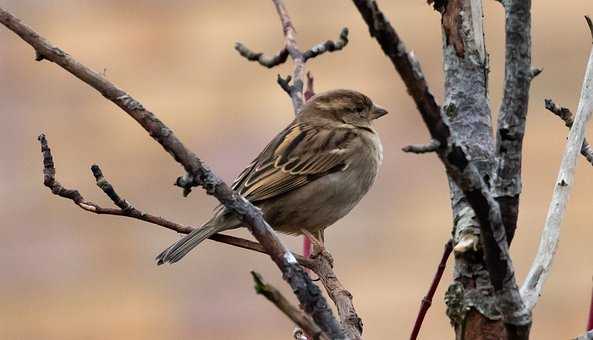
[355,106,364,113]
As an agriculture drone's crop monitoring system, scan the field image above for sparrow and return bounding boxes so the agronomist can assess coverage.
[157,89,387,265]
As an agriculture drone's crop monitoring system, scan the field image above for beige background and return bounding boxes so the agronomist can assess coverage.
[1,1,592,339]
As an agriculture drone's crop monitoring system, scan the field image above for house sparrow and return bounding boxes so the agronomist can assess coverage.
[157,89,387,264]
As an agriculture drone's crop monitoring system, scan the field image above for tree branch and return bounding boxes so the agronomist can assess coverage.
[587,276,593,335]
[544,99,593,166]
[235,1,348,114]
[38,134,317,268]
[234,44,289,68]
[251,272,329,340]
[302,231,362,340]
[0,7,345,338]
[352,0,530,332]
[492,0,533,245]
[409,239,453,340]
[402,140,440,154]
[302,28,349,61]
[520,28,593,311]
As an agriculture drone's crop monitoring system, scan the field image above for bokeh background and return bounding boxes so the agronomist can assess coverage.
[1,1,593,339]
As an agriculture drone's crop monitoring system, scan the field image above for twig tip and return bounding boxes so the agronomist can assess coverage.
[586,15,593,43]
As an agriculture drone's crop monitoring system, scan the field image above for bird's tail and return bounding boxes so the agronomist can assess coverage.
[156,221,225,265]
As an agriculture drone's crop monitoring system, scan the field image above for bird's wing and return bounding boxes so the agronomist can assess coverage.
[231,120,357,202]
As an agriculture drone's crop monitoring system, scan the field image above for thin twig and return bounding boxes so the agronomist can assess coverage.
[235,27,348,70]
[521,25,593,310]
[586,15,593,44]
[0,8,344,338]
[251,272,329,340]
[234,44,289,68]
[235,1,348,113]
[544,99,593,166]
[302,28,349,61]
[587,278,593,331]
[302,230,363,340]
[38,134,315,267]
[402,140,440,154]
[409,239,453,340]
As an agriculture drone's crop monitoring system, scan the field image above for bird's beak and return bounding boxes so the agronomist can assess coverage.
[370,105,388,120]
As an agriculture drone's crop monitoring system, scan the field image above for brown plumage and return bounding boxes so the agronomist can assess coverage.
[157,89,387,264]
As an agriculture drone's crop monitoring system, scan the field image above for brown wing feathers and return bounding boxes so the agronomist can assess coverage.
[231,121,356,203]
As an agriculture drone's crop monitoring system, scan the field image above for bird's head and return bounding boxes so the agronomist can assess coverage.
[299,89,388,129]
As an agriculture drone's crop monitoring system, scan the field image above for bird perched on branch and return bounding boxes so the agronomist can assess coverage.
[157,89,387,264]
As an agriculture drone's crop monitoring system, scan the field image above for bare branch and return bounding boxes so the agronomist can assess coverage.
[409,240,453,340]
[493,0,533,244]
[352,0,530,331]
[234,43,289,68]
[302,231,362,340]
[272,0,305,113]
[545,99,593,166]
[235,1,348,114]
[303,28,349,61]
[0,7,344,338]
[588,278,593,332]
[521,35,593,311]
[251,272,329,340]
[586,15,593,43]
[38,134,316,267]
[402,140,440,154]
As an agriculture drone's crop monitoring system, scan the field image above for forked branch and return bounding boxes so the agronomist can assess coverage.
[352,0,530,331]
[235,1,349,113]
[0,7,345,339]
[545,99,593,166]
[38,134,316,265]
[521,25,593,310]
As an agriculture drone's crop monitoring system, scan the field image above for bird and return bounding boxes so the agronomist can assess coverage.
[156,89,387,265]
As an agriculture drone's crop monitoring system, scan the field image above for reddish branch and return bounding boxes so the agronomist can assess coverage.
[409,240,453,340]
[588,279,593,332]
[0,7,346,339]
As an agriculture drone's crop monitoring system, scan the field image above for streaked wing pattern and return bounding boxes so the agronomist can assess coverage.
[231,120,356,203]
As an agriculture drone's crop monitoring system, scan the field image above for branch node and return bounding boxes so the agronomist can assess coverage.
[402,139,441,154]
[34,50,45,61]
[586,15,593,43]
[234,42,289,68]
[277,74,293,95]
[303,27,349,61]
[530,67,543,79]
[175,173,199,197]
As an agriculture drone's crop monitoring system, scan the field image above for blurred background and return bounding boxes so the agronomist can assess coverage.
[1,1,592,339]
